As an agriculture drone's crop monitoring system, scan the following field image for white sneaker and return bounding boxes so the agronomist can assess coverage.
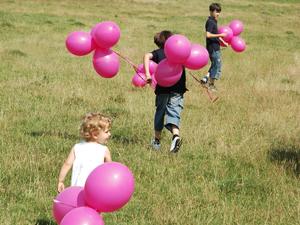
[151,139,161,150]
[200,76,208,84]
[200,74,209,84]
[170,136,182,153]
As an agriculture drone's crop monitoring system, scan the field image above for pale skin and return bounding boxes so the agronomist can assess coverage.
[144,52,153,83]
[57,128,112,192]
[144,53,180,140]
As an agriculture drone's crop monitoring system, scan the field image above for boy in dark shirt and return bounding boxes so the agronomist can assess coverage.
[201,3,228,91]
[144,31,187,153]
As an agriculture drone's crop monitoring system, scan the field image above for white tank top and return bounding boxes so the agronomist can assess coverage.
[71,141,107,187]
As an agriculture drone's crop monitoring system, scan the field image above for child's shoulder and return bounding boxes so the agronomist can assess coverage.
[73,140,86,147]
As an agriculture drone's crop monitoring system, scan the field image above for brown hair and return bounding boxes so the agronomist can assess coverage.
[80,112,112,141]
[209,3,222,12]
[154,30,173,48]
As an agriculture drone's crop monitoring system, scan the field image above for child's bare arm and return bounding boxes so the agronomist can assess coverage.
[143,53,153,82]
[57,148,75,192]
[104,147,112,162]
[206,31,226,39]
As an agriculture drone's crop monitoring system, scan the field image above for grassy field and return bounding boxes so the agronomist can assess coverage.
[0,0,300,224]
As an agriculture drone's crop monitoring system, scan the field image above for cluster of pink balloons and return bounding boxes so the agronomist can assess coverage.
[218,19,246,53]
[65,21,121,78]
[154,34,209,87]
[132,61,158,88]
[132,35,209,88]
[53,162,135,225]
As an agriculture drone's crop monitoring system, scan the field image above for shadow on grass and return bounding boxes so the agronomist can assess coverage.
[28,131,78,141]
[35,218,56,225]
[268,145,300,176]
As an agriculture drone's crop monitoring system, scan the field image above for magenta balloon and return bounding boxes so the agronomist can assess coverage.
[137,61,158,75]
[154,59,183,87]
[149,61,158,74]
[132,72,147,87]
[164,34,191,64]
[184,44,209,70]
[93,48,120,78]
[84,162,135,213]
[229,20,244,36]
[92,21,120,49]
[66,31,96,56]
[231,36,246,53]
[60,207,104,225]
[218,26,233,43]
[90,23,101,38]
[52,186,85,224]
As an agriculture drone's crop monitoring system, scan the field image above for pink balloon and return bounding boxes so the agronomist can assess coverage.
[229,20,244,36]
[218,26,233,43]
[164,34,191,64]
[137,61,158,75]
[231,36,246,53]
[84,162,135,213]
[52,186,85,224]
[132,72,147,87]
[66,31,96,56]
[184,44,209,70]
[60,207,104,225]
[154,59,183,87]
[90,23,101,38]
[92,21,120,49]
[93,48,120,78]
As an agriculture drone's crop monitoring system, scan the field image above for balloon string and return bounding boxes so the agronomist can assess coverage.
[112,49,147,82]
[188,71,217,102]
[188,71,201,82]
[53,199,77,208]
[112,49,138,70]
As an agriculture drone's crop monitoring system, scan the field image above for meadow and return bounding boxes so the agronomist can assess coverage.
[0,0,299,224]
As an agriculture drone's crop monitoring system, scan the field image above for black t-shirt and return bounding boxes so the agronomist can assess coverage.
[205,16,220,54]
[151,48,187,95]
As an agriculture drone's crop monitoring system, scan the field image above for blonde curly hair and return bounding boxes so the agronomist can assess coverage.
[80,112,112,141]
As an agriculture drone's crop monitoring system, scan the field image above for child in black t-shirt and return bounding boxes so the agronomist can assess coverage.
[144,31,187,153]
[201,3,228,91]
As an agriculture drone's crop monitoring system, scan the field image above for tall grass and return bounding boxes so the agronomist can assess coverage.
[0,0,299,224]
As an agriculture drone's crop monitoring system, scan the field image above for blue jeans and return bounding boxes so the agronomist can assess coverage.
[154,92,184,132]
[208,50,222,80]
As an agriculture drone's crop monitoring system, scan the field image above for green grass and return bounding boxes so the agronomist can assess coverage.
[0,0,300,224]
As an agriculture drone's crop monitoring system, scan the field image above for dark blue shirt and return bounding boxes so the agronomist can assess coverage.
[151,48,187,95]
[205,16,220,54]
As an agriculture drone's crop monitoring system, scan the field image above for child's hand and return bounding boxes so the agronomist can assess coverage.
[223,41,229,47]
[57,181,65,193]
[146,75,152,84]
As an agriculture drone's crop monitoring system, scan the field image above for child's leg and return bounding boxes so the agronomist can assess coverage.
[164,93,183,132]
[209,50,221,84]
[171,125,179,136]
[164,93,184,152]
[155,130,161,140]
[154,94,169,140]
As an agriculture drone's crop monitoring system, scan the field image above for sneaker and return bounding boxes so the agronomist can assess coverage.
[170,136,182,153]
[208,84,217,92]
[151,138,161,150]
[200,76,208,85]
